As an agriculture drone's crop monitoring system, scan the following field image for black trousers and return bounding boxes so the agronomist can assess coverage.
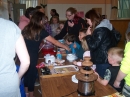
[24,53,38,92]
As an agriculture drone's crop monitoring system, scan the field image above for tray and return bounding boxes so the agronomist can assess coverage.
[54,65,79,74]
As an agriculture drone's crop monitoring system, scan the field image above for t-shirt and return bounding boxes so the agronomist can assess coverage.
[24,29,49,53]
[66,42,80,54]
[104,66,124,92]
[0,18,21,97]
[120,42,130,86]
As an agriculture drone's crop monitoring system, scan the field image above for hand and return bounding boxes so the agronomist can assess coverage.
[86,27,91,35]
[94,72,99,77]
[68,21,74,27]
[114,80,121,88]
[80,59,83,61]
[73,43,77,48]
[64,45,70,51]
[73,61,77,65]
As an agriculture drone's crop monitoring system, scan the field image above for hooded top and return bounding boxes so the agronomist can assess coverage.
[18,15,30,30]
[95,19,113,31]
[86,19,113,64]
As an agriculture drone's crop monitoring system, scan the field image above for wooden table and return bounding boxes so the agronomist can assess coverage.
[38,54,117,97]
[40,74,117,97]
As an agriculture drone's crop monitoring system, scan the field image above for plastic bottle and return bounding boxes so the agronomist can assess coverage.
[56,51,62,60]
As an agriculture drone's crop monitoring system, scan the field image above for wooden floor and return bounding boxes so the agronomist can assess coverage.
[34,84,42,97]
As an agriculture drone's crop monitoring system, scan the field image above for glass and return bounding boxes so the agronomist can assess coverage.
[66,14,72,17]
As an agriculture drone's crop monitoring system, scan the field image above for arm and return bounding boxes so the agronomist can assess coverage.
[96,69,110,86]
[54,21,68,40]
[114,42,130,88]
[73,61,82,66]
[97,77,109,86]
[45,36,70,51]
[114,70,127,88]
[18,21,28,30]
[16,35,30,79]
[86,27,109,51]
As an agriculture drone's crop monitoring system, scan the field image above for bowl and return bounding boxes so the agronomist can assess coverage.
[66,54,77,62]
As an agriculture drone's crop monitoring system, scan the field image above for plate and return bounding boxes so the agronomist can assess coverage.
[72,75,78,83]
[54,65,78,73]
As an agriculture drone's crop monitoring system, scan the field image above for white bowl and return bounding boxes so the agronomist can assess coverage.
[66,54,77,62]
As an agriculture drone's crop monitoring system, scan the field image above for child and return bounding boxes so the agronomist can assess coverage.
[44,16,52,35]
[64,34,80,54]
[50,16,59,37]
[59,22,64,30]
[56,27,61,35]
[114,32,130,97]
[73,28,90,60]
[73,37,91,66]
[97,47,124,92]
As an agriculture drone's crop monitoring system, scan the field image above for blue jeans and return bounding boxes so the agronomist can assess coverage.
[96,63,110,78]
[16,65,26,97]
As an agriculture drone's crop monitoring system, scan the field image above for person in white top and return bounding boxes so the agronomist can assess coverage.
[0,17,30,97]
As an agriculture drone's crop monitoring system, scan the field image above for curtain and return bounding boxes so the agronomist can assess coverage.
[118,0,130,18]
[18,0,37,16]
[38,0,46,5]
[110,0,118,20]
[19,0,38,8]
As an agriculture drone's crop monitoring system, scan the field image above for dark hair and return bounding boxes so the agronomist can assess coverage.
[22,11,46,41]
[24,7,36,19]
[35,6,43,10]
[59,21,65,25]
[51,9,59,17]
[85,9,102,32]
[64,34,76,43]
[51,9,56,13]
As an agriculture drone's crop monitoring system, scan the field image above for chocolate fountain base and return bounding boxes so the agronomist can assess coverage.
[77,90,95,96]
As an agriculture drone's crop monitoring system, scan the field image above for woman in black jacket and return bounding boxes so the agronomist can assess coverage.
[85,9,114,78]
[54,7,86,43]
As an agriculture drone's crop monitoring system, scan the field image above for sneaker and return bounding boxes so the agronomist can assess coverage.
[35,81,40,86]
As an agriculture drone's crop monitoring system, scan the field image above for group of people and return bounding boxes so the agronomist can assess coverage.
[0,5,130,97]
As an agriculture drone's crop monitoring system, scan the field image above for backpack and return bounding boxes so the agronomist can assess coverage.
[111,27,121,47]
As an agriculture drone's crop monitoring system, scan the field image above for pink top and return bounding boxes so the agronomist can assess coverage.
[18,15,30,30]
[76,51,90,66]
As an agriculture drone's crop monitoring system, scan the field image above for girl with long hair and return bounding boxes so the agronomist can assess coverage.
[85,9,114,78]
[22,11,69,97]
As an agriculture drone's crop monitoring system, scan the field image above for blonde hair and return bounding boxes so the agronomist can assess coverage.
[108,47,124,64]
[81,37,89,51]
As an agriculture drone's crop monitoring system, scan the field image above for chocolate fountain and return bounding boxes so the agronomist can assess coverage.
[76,57,98,96]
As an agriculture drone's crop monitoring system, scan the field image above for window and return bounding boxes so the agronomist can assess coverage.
[19,0,38,16]
[118,0,130,18]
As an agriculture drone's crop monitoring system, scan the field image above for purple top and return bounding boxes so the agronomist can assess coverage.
[44,23,52,35]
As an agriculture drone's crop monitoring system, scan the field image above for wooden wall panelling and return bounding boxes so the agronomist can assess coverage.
[110,20,130,49]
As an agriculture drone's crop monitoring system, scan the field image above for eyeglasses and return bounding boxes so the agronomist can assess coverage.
[66,14,72,17]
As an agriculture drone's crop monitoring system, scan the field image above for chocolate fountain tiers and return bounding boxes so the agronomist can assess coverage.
[76,57,98,96]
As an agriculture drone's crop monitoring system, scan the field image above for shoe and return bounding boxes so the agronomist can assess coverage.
[35,81,40,86]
